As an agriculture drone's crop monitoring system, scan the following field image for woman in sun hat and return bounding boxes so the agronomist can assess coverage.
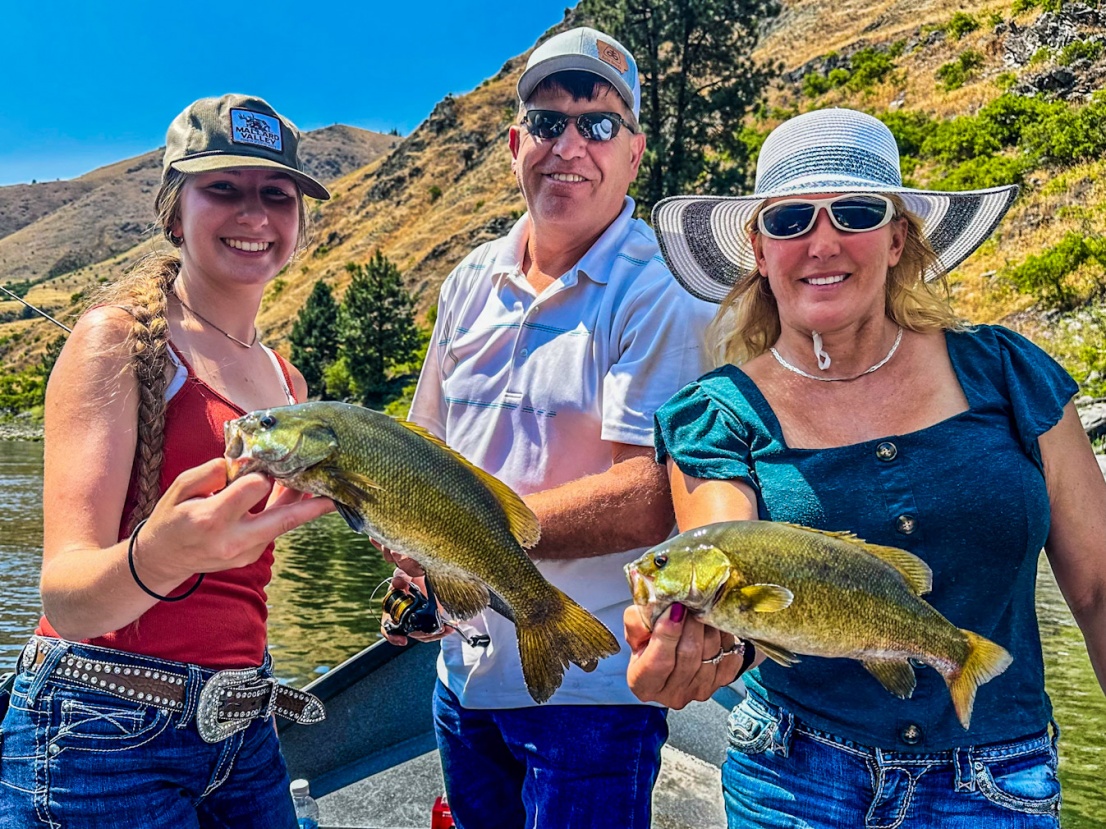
[0,94,334,827]
[623,107,1106,826]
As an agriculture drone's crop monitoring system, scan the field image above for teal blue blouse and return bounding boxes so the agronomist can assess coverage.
[654,325,1078,750]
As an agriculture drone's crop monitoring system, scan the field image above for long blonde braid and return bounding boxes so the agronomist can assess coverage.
[93,254,180,532]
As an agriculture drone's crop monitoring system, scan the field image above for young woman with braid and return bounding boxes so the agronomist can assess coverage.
[0,95,335,828]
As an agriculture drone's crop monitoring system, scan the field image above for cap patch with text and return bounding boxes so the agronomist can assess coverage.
[230,109,283,152]
[597,40,628,74]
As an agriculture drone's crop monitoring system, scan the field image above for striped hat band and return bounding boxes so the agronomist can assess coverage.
[652,108,1018,303]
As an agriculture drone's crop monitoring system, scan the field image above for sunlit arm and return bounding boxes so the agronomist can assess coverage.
[522,443,675,560]
[1040,402,1106,694]
[624,459,764,709]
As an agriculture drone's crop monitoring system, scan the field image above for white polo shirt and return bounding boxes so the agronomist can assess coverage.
[409,197,716,708]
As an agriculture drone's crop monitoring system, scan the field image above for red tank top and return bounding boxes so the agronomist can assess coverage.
[37,346,297,668]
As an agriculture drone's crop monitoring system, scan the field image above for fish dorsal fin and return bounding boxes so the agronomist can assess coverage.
[856,544,932,596]
[863,659,917,699]
[399,421,541,549]
[734,584,794,613]
[778,523,932,596]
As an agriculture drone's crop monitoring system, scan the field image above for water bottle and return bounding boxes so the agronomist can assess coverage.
[290,778,320,829]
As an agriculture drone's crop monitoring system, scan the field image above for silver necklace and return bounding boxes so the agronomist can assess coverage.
[770,326,903,382]
[173,290,257,349]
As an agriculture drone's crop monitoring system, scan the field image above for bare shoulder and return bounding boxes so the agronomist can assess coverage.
[286,361,310,402]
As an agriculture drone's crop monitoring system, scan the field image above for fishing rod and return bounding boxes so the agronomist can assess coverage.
[0,284,71,333]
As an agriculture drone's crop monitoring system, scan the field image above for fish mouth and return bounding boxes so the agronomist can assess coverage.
[625,565,664,630]
[223,418,272,481]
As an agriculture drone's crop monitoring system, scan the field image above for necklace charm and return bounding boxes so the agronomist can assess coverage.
[173,288,258,349]
[771,326,903,382]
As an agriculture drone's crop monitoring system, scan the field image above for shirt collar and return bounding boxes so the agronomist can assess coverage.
[489,197,637,287]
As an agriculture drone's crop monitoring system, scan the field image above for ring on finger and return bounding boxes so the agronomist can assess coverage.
[702,641,744,665]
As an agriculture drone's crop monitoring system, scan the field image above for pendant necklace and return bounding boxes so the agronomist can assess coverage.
[173,289,257,349]
[771,326,903,382]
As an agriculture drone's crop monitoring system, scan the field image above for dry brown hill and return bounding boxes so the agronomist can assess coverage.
[0,126,397,289]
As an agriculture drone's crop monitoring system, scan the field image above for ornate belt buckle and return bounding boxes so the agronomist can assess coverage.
[196,667,258,744]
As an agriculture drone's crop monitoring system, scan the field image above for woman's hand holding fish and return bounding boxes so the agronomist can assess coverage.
[623,603,743,710]
[136,458,334,585]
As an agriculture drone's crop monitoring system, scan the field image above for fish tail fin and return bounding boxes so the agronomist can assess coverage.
[517,591,621,704]
[945,630,1013,729]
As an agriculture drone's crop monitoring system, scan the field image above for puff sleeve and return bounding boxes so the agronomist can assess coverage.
[993,326,1079,467]
[653,376,760,491]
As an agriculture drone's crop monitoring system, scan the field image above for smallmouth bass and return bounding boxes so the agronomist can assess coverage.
[626,520,1012,729]
[224,401,620,703]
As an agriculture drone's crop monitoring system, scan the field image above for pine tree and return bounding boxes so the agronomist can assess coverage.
[290,280,340,397]
[339,251,422,407]
[579,0,781,212]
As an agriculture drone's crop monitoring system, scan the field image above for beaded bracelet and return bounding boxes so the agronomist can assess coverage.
[127,518,204,602]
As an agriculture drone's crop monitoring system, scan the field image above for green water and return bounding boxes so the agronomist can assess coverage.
[2,439,1103,822]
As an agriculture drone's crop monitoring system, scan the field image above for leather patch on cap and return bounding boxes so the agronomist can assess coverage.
[230,109,283,152]
[597,40,628,74]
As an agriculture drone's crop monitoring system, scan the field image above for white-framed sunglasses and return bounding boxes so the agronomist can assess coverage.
[757,194,896,240]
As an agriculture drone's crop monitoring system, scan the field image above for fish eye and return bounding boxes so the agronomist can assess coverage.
[259,414,277,429]
[653,554,668,569]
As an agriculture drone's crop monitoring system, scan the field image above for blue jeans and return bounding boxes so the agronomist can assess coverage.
[0,639,297,828]
[723,694,1062,828]
[432,680,667,829]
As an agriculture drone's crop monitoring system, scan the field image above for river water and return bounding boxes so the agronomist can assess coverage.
[1,440,1102,824]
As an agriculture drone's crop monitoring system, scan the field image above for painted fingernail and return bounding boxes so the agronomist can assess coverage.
[670,603,685,623]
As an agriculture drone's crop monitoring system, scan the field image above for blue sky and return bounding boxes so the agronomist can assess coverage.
[0,1,574,186]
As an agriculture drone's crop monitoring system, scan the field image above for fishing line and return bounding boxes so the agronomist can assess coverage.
[0,285,72,333]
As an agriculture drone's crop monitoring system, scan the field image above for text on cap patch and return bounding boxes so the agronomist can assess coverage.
[230,109,283,152]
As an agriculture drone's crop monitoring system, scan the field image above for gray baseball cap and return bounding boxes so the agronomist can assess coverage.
[517,27,641,119]
[163,94,330,200]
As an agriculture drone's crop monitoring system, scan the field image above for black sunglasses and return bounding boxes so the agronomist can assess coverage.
[520,110,635,142]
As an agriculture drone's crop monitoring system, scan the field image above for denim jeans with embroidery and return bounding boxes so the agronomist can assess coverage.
[0,640,297,829]
[722,693,1061,829]
[433,679,668,829]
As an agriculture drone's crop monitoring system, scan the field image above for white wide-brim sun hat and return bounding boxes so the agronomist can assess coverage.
[652,108,1019,303]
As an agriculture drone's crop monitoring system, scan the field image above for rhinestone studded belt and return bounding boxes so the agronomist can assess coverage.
[25,638,325,743]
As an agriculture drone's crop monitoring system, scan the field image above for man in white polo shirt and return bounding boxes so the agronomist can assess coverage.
[402,25,715,829]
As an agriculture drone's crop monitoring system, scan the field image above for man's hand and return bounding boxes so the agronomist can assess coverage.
[379,568,455,646]
[624,603,743,710]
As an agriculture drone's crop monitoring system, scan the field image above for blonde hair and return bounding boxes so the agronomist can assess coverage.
[707,195,969,367]
[94,169,309,530]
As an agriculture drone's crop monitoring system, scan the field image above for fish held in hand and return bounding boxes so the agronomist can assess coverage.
[625,520,1011,729]
[224,401,619,703]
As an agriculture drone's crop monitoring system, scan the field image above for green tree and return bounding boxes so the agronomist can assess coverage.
[580,0,781,212]
[339,251,422,407]
[290,280,341,397]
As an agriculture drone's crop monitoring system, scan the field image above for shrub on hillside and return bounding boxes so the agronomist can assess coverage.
[846,48,897,91]
[930,154,1031,190]
[1020,93,1106,166]
[946,12,980,39]
[1050,304,1106,397]
[1057,39,1104,67]
[936,49,985,90]
[1011,0,1065,13]
[920,115,1000,164]
[1004,232,1106,310]
[878,110,935,158]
